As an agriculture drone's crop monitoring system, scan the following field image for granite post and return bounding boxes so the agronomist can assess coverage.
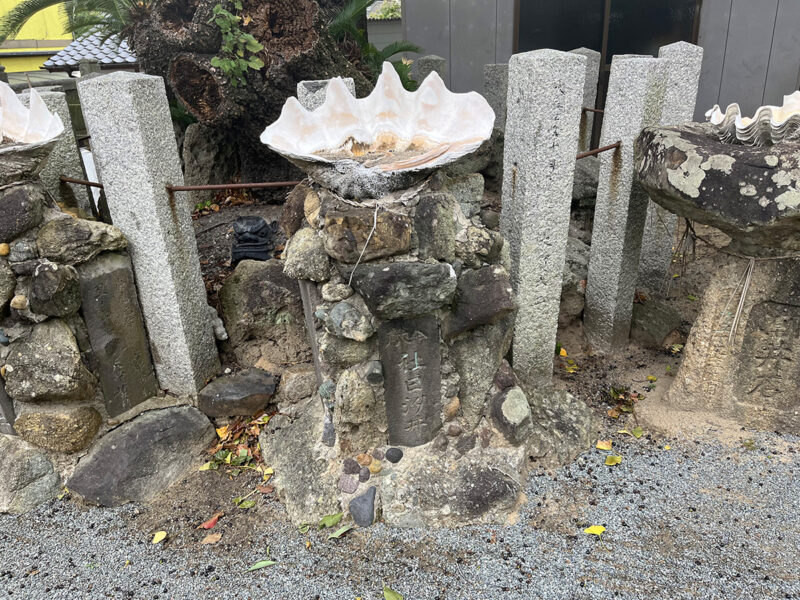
[19,90,93,215]
[500,49,586,391]
[483,64,509,131]
[297,78,356,111]
[79,59,101,76]
[415,55,447,83]
[569,48,601,153]
[584,56,668,353]
[637,42,704,291]
[78,72,220,394]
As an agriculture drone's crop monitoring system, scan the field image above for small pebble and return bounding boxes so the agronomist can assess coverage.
[371,448,384,461]
[342,458,360,475]
[0,243,9,256]
[447,424,462,437]
[368,458,382,474]
[318,380,336,399]
[339,474,358,494]
[358,467,370,483]
[349,486,377,528]
[385,447,403,463]
[0,330,9,346]
[443,397,460,421]
[9,295,27,311]
[356,453,372,467]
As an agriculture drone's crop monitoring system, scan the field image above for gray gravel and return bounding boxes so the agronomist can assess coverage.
[1,431,798,600]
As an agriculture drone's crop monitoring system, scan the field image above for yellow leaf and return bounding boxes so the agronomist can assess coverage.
[604,455,622,466]
[646,375,658,382]
[198,462,213,471]
[216,426,229,439]
[583,525,606,538]
[305,540,311,549]
[664,445,671,450]
[264,467,274,475]
[559,347,568,357]
[151,531,167,544]
[201,533,222,545]
[595,439,612,451]
[242,14,252,25]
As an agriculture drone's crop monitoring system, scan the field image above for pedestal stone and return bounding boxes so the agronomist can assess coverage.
[500,49,586,390]
[483,64,508,131]
[415,55,447,83]
[569,48,601,153]
[78,72,220,394]
[638,42,703,291]
[297,78,356,111]
[584,56,668,353]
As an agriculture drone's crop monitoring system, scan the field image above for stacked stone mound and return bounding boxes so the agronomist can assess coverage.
[259,172,596,528]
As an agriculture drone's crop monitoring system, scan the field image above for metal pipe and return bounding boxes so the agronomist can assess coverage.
[576,141,621,160]
[582,107,604,114]
[60,175,104,189]
[165,181,301,192]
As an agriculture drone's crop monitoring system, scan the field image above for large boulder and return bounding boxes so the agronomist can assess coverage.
[197,368,277,417]
[0,434,61,514]
[444,265,516,338]
[36,218,127,265]
[0,183,44,244]
[29,260,81,317]
[631,299,682,348]
[283,228,330,282]
[14,406,102,453]
[67,406,214,506]
[3,319,96,403]
[322,208,412,263]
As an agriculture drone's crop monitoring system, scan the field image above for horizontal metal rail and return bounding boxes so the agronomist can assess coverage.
[60,175,104,189]
[582,107,605,114]
[165,181,301,192]
[576,141,621,161]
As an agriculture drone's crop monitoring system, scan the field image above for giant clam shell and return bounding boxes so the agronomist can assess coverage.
[706,91,800,146]
[261,62,495,198]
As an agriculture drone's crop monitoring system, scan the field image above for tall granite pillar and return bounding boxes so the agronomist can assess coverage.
[584,56,668,353]
[415,55,447,83]
[637,42,704,291]
[569,48,601,153]
[483,64,509,131]
[78,72,220,394]
[19,90,93,215]
[500,49,586,391]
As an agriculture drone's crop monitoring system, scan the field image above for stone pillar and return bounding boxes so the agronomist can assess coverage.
[584,56,668,354]
[637,42,704,291]
[79,59,101,77]
[500,49,586,391]
[483,64,508,131]
[415,55,447,83]
[297,78,355,111]
[19,90,93,216]
[78,72,220,394]
[569,48,601,153]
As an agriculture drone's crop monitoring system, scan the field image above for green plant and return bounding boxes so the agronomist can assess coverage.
[373,0,401,20]
[208,1,264,87]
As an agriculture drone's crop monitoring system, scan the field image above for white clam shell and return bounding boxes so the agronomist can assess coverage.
[261,62,495,197]
[705,91,800,146]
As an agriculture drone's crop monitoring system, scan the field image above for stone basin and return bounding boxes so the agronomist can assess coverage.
[635,123,800,254]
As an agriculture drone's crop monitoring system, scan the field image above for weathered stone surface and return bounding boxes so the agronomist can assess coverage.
[0,380,14,435]
[14,406,102,453]
[182,122,239,209]
[572,156,599,201]
[490,386,533,445]
[0,183,44,244]
[349,486,378,527]
[414,55,447,83]
[219,259,311,369]
[527,389,597,465]
[346,262,457,320]
[455,225,502,267]
[321,282,353,302]
[445,265,516,338]
[0,259,15,312]
[361,360,384,385]
[29,261,81,317]
[77,252,158,417]
[36,218,127,265]
[322,296,376,342]
[631,299,682,348]
[197,368,277,417]
[560,237,589,326]
[446,174,485,219]
[415,192,456,262]
[318,331,375,368]
[385,447,403,463]
[636,124,800,254]
[259,398,340,525]
[282,182,310,238]
[4,319,95,403]
[275,364,316,404]
[68,406,214,506]
[0,434,61,514]
[283,228,330,282]
[334,367,385,450]
[322,209,412,263]
[483,64,508,131]
[569,48,602,153]
[297,77,356,111]
[378,317,442,447]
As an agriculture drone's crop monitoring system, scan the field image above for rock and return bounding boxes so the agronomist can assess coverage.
[446,173,485,218]
[0,260,15,312]
[447,424,462,437]
[631,300,682,348]
[36,217,127,265]
[356,453,372,467]
[29,261,81,317]
[322,297,376,342]
[346,262,457,320]
[259,398,341,524]
[323,209,412,263]
[490,386,533,445]
[282,183,310,238]
[349,486,378,527]
[455,225,503,268]
[9,294,28,311]
[371,448,384,460]
[433,434,448,451]
[4,319,96,403]
[208,305,228,341]
[0,183,44,243]
[343,458,360,475]
[0,381,14,435]
[219,259,311,369]
[480,209,500,230]
[527,389,597,465]
[385,447,403,463]
[0,243,9,256]
[321,282,353,302]
[361,361,384,385]
[572,155,600,201]
[358,466,371,482]
[415,192,456,262]
[335,368,376,425]
[0,434,61,514]
[318,379,336,399]
[455,433,477,454]
[275,364,317,404]
[304,188,322,229]
[14,406,102,453]
[68,406,214,506]
[339,474,358,494]
[197,368,277,417]
[445,265,516,338]
[283,228,330,282]
[443,396,460,421]
[318,331,374,368]
[368,458,382,474]
[560,236,589,326]
[321,411,336,447]
[493,361,518,391]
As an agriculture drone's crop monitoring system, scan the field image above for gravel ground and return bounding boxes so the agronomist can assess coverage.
[1,429,798,600]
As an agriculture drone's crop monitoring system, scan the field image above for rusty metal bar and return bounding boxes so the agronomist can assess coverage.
[582,107,604,114]
[576,141,621,161]
[165,181,301,192]
[60,175,104,189]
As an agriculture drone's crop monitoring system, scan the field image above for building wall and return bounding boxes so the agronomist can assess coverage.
[368,19,404,51]
[0,0,71,72]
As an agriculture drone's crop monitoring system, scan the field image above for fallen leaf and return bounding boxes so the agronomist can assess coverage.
[607,407,621,419]
[257,485,274,495]
[198,462,214,472]
[197,511,224,530]
[305,540,311,549]
[631,426,644,439]
[151,531,167,544]
[319,512,343,529]
[596,439,613,451]
[383,586,404,600]
[201,533,222,545]
[646,375,658,383]
[238,500,256,509]
[328,525,353,539]
[664,445,671,450]
[584,525,606,538]
[559,347,568,357]
[298,523,311,534]
[604,455,622,466]
[216,426,229,440]
[247,559,277,571]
